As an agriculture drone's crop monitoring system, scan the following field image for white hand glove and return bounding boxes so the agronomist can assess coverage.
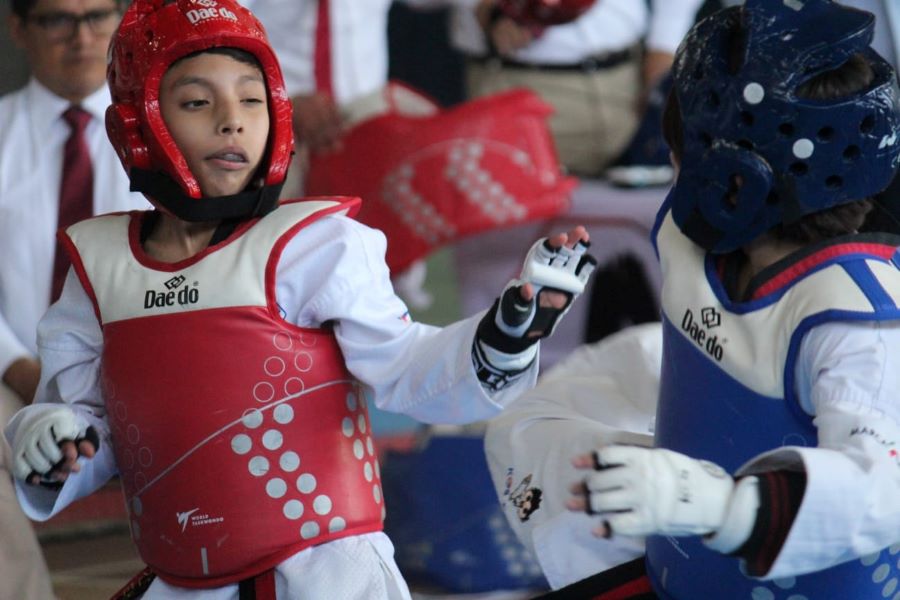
[11,406,94,481]
[520,237,595,296]
[498,237,596,339]
[480,237,597,352]
[473,236,596,390]
[584,446,734,538]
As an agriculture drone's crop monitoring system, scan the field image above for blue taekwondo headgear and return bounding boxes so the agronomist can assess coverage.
[670,0,900,253]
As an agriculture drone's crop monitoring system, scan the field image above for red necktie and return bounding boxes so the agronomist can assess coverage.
[51,106,94,302]
[313,0,333,97]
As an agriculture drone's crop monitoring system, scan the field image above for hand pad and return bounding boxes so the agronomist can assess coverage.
[480,238,597,355]
[584,446,734,538]
[11,406,98,482]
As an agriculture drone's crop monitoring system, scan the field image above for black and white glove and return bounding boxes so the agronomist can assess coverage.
[581,446,758,551]
[11,405,100,486]
[474,237,596,390]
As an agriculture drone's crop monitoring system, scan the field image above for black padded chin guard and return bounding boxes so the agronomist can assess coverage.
[130,169,284,222]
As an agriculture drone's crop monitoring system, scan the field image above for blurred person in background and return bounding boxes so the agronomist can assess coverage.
[0,0,146,597]
[450,0,705,177]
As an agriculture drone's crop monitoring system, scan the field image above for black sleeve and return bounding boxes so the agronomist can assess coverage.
[732,470,807,576]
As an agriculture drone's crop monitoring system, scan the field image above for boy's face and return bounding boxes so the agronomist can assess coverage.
[159,52,270,198]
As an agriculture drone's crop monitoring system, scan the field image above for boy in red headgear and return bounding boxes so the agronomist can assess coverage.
[4,1,595,598]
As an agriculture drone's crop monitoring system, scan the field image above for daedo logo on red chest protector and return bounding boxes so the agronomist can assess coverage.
[143,275,200,309]
[681,307,724,361]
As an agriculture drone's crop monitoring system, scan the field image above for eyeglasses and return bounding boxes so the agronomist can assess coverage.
[26,8,119,42]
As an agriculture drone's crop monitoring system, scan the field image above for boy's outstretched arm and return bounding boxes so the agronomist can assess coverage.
[4,270,116,519]
[473,226,596,391]
[567,398,900,580]
[566,445,757,546]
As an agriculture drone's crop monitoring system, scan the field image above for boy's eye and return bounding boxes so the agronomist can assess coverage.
[243,97,265,105]
[181,99,208,109]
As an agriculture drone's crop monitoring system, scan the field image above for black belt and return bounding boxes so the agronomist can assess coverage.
[473,46,637,73]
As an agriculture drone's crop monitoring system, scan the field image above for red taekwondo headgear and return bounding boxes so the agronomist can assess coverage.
[497,0,596,27]
[106,0,293,222]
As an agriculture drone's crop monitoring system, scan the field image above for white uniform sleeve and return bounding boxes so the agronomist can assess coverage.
[484,322,662,589]
[275,215,538,425]
[736,320,900,579]
[4,270,117,521]
[646,0,705,54]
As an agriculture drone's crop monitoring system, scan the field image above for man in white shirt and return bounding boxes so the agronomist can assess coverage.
[1,0,147,414]
[0,0,147,597]
[455,0,705,176]
[237,0,391,155]
[239,0,442,155]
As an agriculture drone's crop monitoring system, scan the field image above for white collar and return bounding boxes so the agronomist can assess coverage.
[24,78,112,139]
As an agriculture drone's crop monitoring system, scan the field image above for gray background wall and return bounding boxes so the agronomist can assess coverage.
[0,3,31,96]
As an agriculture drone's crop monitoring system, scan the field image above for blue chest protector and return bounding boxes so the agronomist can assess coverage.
[647,207,900,600]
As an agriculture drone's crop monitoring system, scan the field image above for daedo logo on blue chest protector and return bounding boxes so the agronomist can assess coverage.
[143,275,200,309]
[681,307,724,361]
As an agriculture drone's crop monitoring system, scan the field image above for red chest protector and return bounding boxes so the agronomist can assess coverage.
[62,198,386,588]
[306,84,575,274]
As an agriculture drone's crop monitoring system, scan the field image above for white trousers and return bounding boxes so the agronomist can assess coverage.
[144,532,411,600]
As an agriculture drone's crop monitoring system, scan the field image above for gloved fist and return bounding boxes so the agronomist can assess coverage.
[11,405,99,485]
[572,446,734,538]
[479,226,596,355]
